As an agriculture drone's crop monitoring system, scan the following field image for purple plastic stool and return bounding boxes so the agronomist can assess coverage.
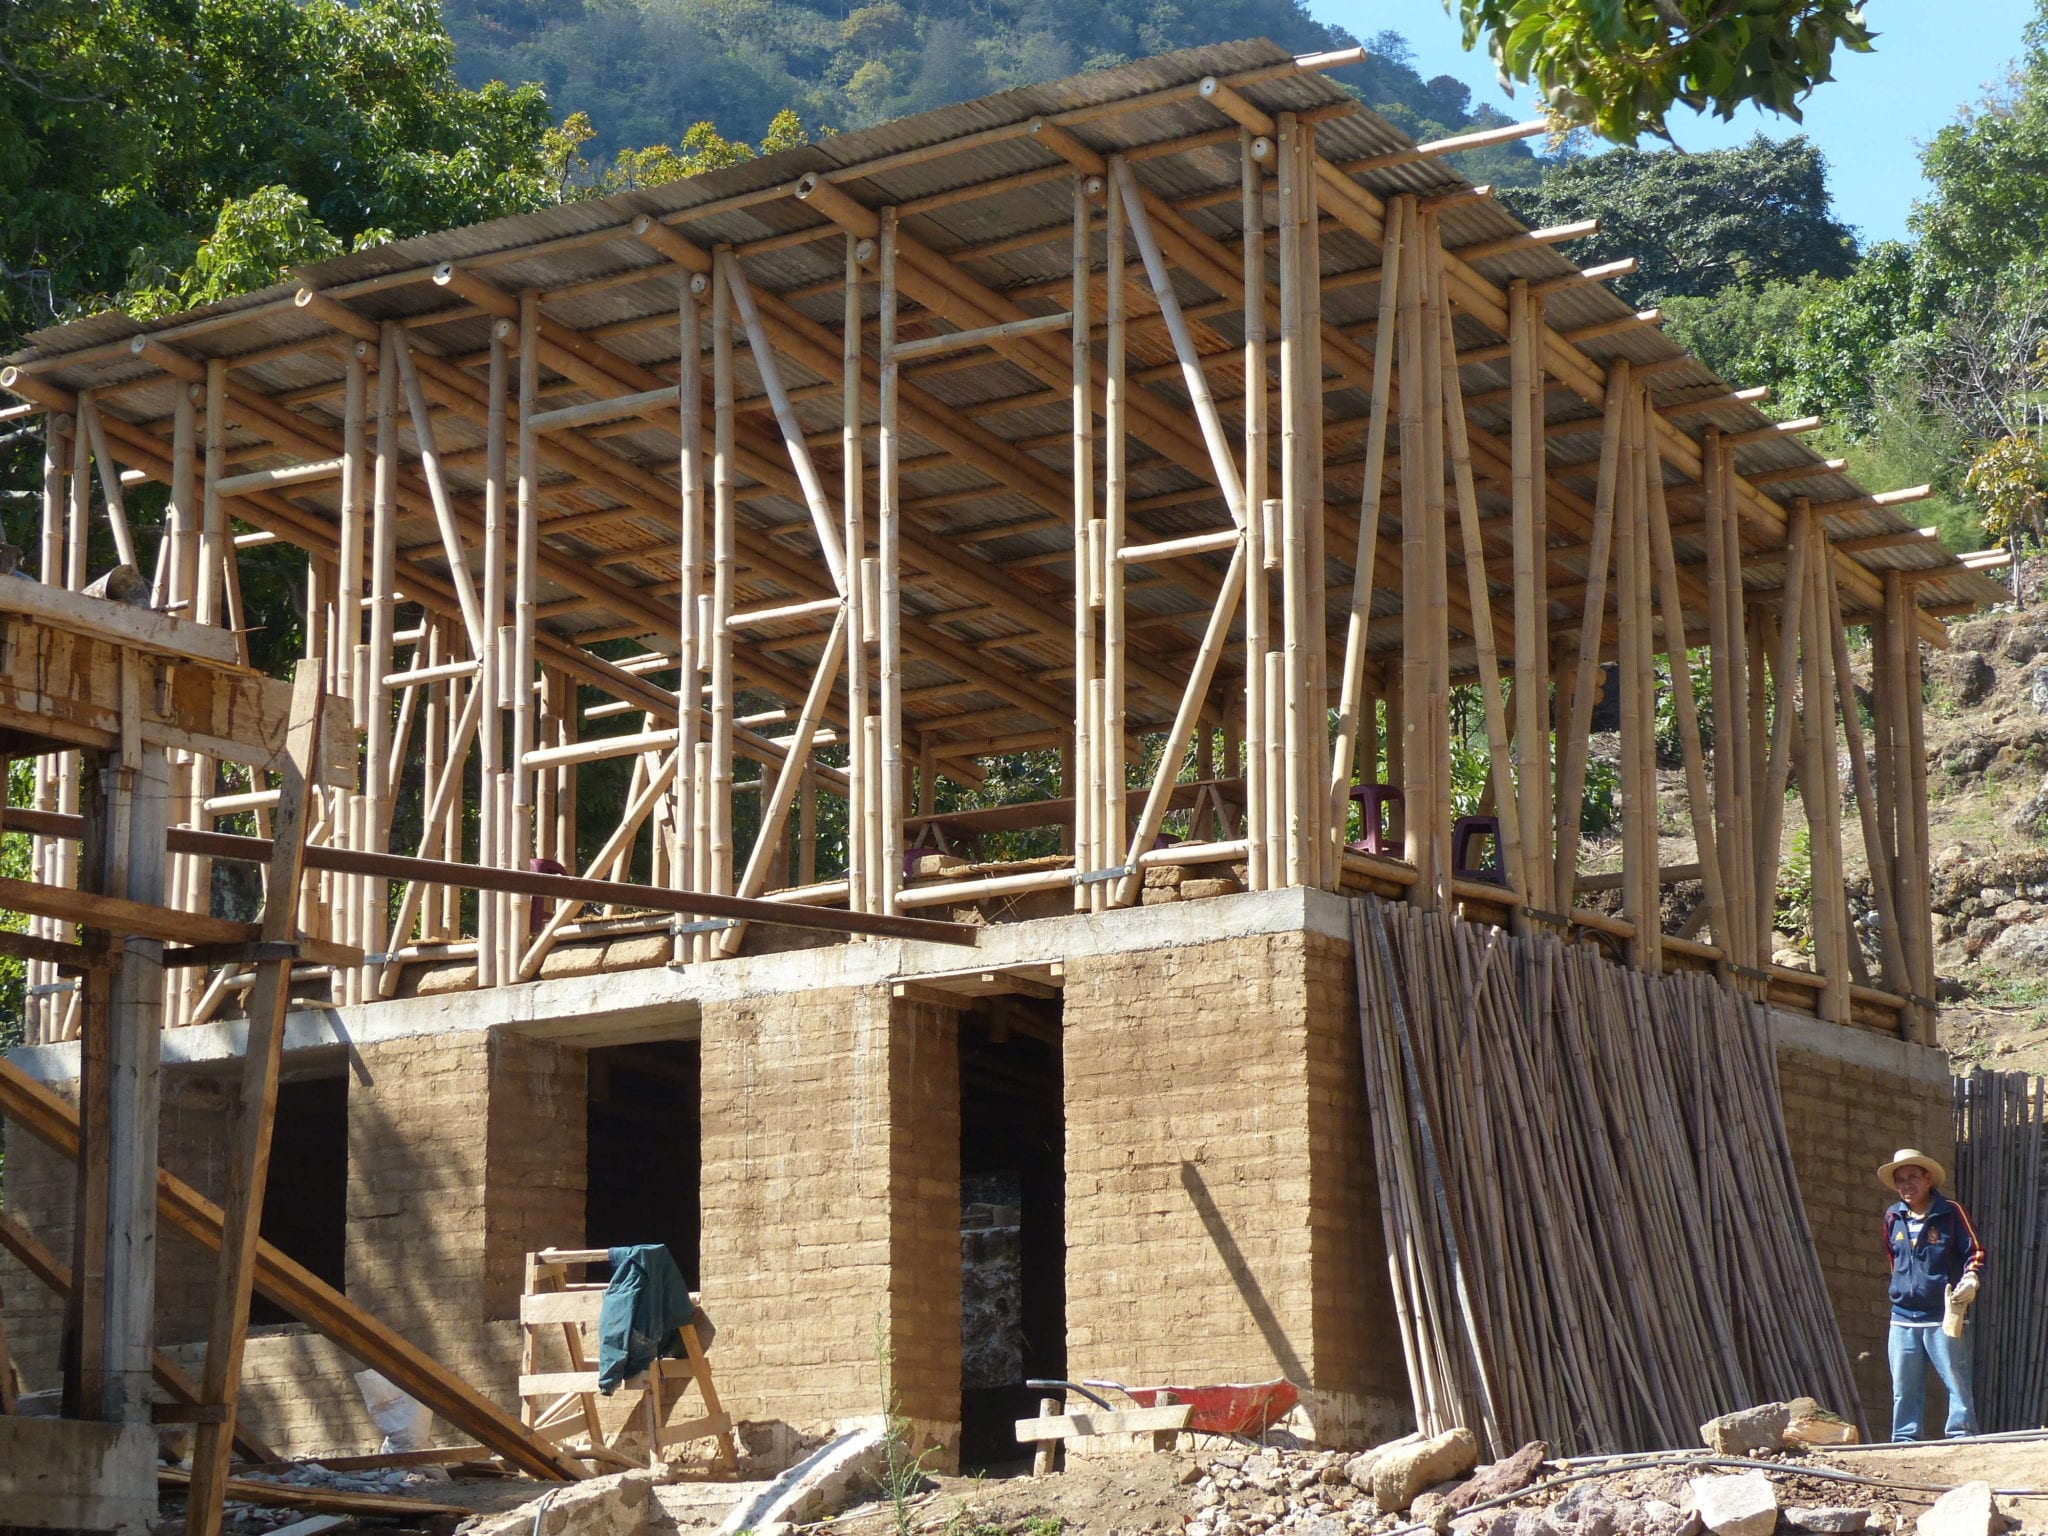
[1347,784,1403,856]
[528,857,567,935]
[1451,815,1507,885]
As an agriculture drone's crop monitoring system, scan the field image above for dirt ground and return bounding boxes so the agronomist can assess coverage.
[820,1452,1196,1536]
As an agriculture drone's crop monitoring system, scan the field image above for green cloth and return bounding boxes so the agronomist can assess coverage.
[596,1244,693,1394]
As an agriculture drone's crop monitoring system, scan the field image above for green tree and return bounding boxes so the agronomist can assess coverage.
[1455,0,1875,145]
[0,0,560,342]
[1499,134,1858,306]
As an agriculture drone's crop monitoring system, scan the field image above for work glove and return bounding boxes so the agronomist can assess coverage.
[1952,1273,1980,1306]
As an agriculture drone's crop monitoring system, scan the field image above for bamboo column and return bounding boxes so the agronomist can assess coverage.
[477,320,510,987]
[1508,279,1550,915]
[1801,517,1851,1022]
[1240,136,1271,891]
[364,327,401,989]
[1071,176,1097,907]
[1276,112,1321,889]
[1100,160,1128,911]
[1398,201,1451,906]
[675,274,707,962]
[1615,386,1658,970]
[877,210,905,916]
[708,262,736,911]
[512,291,542,970]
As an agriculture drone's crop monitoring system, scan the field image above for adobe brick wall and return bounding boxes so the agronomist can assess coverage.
[346,1030,585,1434]
[1774,1036,1954,1433]
[0,1078,237,1396]
[697,985,962,1458]
[1061,927,1408,1449]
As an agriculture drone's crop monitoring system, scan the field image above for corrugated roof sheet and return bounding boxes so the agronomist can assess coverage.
[2,37,2002,747]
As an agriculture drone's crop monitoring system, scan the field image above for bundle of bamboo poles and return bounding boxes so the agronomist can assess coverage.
[1953,1069,2048,1431]
[1350,897,1861,1457]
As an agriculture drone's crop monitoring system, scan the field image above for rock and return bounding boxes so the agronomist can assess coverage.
[2007,623,2048,663]
[1986,919,2048,966]
[1181,877,1241,899]
[1375,1429,1479,1514]
[1915,1481,2003,1536]
[1641,1501,1701,1536]
[1446,1442,1550,1512]
[1785,1509,1870,1533]
[1938,651,1996,706]
[715,1428,887,1534]
[1544,1487,1617,1536]
[1343,1432,1421,1492]
[1688,1472,1777,1536]
[1699,1403,1791,1456]
[471,1469,655,1536]
[1300,1519,1344,1536]
[1783,1397,1860,1448]
[2033,665,2048,716]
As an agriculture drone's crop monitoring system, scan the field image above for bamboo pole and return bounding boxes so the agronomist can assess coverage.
[673,275,706,964]
[1437,246,1523,899]
[709,261,736,911]
[1241,136,1270,892]
[1801,520,1851,1022]
[512,290,542,971]
[878,209,905,915]
[1071,176,1097,908]
[362,329,398,987]
[1551,359,1630,898]
[1644,426,1727,966]
[1101,163,1128,909]
[1822,563,1907,999]
[477,322,508,988]
[1752,502,1812,962]
[1508,279,1548,913]
[1329,194,1402,863]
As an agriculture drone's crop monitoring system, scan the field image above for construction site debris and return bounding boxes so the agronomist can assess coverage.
[1784,1509,1870,1532]
[1914,1481,2005,1536]
[1443,1442,1548,1512]
[1373,1428,1478,1513]
[715,1427,886,1534]
[1700,1405,1793,1457]
[1784,1400,1862,1449]
[159,1465,469,1519]
[465,1468,656,1536]
[1689,1473,1778,1536]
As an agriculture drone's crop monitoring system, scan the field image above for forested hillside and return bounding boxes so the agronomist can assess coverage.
[439,0,1549,182]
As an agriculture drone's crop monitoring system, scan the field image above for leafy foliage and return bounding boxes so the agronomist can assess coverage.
[1454,0,1875,146]
[1498,134,1857,306]
[0,0,560,339]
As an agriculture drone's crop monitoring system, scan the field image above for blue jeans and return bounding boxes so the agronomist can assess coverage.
[1889,1322,1977,1439]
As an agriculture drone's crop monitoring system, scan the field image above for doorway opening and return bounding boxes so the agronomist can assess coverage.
[585,1040,701,1284]
[251,1074,347,1325]
[958,995,1063,1470]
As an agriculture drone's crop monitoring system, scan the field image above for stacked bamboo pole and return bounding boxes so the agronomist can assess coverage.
[1352,895,1863,1456]
[1954,1069,2048,1432]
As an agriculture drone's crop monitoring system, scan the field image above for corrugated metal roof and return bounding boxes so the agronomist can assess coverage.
[2,37,2003,748]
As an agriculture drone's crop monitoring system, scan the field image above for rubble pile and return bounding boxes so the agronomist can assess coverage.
[1174,1424,2016,1536]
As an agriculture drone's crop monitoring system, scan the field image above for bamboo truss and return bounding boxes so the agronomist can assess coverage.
[1,39,2002,1046]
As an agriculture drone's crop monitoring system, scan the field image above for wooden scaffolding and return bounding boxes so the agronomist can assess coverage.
[0,39,2005,1052]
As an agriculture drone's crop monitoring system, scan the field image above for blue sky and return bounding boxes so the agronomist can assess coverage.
[1306,1,2041,246]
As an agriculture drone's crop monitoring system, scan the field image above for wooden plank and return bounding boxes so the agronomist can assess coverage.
[159,1469,467,1519]
[0,1055,585,1480]
[1013,1404,1192,1442]
[187,664,326,1536]
[0,620,354,785]
[519,1289,607,1326]
[520,1370,605,1397]
[0,577,243,667]
[0,927,97,972]
[0,873,255,947]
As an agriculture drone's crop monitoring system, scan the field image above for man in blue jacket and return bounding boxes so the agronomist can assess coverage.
[1880,1148,1985,1440]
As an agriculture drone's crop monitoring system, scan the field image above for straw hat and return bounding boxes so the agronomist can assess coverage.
[1877,1148,1947,1191]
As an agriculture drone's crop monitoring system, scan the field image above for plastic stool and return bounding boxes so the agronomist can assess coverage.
[1451,815,1507,886]
[1347,784,1403,856]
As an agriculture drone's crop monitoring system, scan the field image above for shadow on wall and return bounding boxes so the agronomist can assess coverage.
[1179,1162,1306,1383]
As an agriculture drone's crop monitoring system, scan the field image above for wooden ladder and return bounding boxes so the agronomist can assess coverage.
[518,1247,738,1477]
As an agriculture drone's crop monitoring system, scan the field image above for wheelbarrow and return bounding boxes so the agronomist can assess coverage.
[1027,1376,1299,1439]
